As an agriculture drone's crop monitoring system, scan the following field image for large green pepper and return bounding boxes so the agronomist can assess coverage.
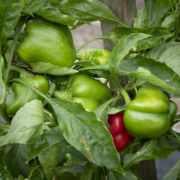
[124,87,177,139]
[17,17,76,70]
[53,74,112,111]
[77,48,110,65]
[5,66,49,115]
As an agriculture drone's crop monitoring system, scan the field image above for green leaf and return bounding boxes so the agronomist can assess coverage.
[108,170,137,180]
[11,79,124,174]
[68,147,88,165]
[134,7,148,28]
[0,165,14,180]
[50,98,124,174]
[162,159,180,180]
[159,136,180,149]
[147,42,180,76]
[106,106,127,115]
[0,0,24,37]
[4,144,29,178]
[57,140,72,163]
[55,165,83,180]
[0,100,49,147]
[28,159,42,180]
[27,127,64,161]
[145,0,171,26]
[108,33,150,84]
[0,56,5,104]
[17,175,25,180]
[123,139,178,169]
[94,97,121,128]
[24,0,76,26]
[76,61,114,84]
[30,62,78,75]
[0,149,5,167]
[38,144,58,180]
[119,54,180,94]
[61,0,127,27]
[103,27,173,51]
[80,163,94,180]
[161,14,176,31]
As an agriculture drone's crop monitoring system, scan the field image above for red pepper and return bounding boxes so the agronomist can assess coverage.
[108,113,134,151]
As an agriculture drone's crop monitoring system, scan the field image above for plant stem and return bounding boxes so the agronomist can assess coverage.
[4,16,28,89]
[175,11,180,40]
[120,89,131,105]
[168,0,176,17]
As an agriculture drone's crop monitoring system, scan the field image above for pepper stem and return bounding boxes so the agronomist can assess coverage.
[121,89,131,105]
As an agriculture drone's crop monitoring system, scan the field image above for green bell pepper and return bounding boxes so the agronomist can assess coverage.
[77,48,110,65]
[53,74,112,111]
[5,66,49,115]
[17,17,76,71]
[124,87,177,139]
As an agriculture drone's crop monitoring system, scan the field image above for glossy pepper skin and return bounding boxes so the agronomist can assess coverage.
[124,87,177,139]
[77,48,110,65]
[53,74,112,111]
[108,113,134,151]
[17,17,76,70]
[5,67,49,115]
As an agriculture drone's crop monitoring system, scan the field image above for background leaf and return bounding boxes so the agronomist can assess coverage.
[162,159,180,180]
[147,42,180,76]
[30,62,78,75]
[38,144,58,180]
[61,0,127,27]
[123,139,178,169]
[28,159,42,180]
[119,54,180,94]
[79,163,94,180]
[55,165,84,180]
[27,127,64,161]
[161,14,176,31]
[76,61,114,84]
[108,33,150,83]
[102,27,173,51]
[24,0,76,26]
[145,0,171,26]
[94,97,121,128]
[0,165,14,180]
[108,170,137,180]
[0,0,24,36]
[0,100,49,147]
[4,144,29,178]
[134,7,148,28]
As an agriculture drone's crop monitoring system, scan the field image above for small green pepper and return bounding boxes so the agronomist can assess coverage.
[77,48,110,65]
[53,74,112,111]
[5,66,49,115]
[124,87,177,139]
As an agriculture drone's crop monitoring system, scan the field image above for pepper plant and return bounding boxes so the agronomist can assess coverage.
[1,0,180,180]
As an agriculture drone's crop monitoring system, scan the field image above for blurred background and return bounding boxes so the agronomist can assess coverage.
[1,0,180,179]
